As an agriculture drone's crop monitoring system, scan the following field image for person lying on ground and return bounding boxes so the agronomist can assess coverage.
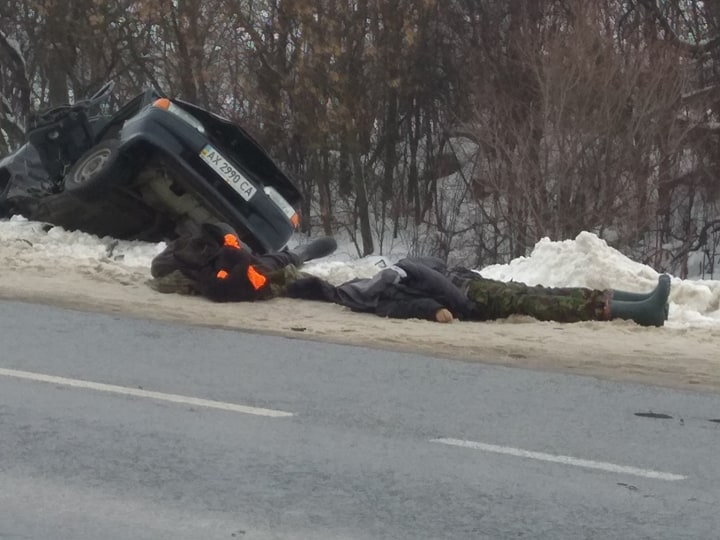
[149,223,337,302]
[282,257,671,327]
[149,228,670,327]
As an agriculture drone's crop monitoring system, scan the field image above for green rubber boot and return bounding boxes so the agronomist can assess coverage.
[607,274,671,327]
[611,289,653,302]
[612,278,671,320]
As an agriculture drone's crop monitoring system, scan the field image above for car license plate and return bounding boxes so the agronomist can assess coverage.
[200,144,257,201]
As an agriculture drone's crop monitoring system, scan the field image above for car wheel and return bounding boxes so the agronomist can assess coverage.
[64,139,129,196]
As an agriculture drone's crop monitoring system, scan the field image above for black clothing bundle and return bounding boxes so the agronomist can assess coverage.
[285,256,476,321]
[150,227,299,302]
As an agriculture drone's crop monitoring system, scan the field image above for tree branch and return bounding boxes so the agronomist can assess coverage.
[636,0,720,57]
[0,29,31,118]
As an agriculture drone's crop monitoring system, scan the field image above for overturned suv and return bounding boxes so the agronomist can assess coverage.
[0,82,302,253]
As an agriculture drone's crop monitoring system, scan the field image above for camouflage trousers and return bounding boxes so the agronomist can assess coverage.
[448,267,608,323]
[266,265,309,297]
[147,270,199,295]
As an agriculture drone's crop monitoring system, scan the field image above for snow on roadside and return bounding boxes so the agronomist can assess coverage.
[1,217,719,328]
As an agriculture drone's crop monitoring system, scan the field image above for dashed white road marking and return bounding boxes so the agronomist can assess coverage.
[431,437,686,481]
[0,367,293,418]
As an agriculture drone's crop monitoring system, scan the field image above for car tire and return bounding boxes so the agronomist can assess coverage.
[64,139,129,197]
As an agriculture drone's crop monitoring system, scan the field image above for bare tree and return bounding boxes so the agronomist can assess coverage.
[0,28,31,152]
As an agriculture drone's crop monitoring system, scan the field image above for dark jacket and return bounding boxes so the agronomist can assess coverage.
[285,257,475,321]
[150,227,284,302]
[195,245,275,302]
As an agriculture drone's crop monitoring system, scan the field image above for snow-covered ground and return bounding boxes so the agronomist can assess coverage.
[1,215,717,329]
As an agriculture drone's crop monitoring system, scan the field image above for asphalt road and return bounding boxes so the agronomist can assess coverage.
[1,299,719,540]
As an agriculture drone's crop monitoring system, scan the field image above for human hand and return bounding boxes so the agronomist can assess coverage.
[435,308,453,323]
